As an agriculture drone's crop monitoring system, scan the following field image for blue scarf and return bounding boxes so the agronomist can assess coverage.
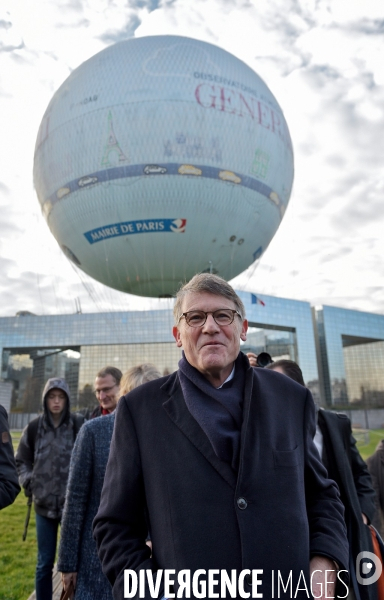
[178,351,247,471]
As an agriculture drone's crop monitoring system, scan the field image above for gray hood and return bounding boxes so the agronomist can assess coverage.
[42,378,71,427]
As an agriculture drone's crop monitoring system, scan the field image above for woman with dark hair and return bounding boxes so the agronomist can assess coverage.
[266,358,305,386]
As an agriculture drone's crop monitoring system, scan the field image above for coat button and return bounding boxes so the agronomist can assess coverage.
[237,497,247,510]
[245,574,252,587]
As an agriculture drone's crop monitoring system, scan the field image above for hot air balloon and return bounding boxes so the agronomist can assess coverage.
[33,35,294,297]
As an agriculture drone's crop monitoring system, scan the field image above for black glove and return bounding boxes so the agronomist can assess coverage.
[24,479,33,498]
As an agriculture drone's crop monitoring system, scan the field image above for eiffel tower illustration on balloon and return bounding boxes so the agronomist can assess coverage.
[101,111,128,167]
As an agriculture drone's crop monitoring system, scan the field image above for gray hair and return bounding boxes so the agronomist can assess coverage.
[120,363,161,395]
[173,273,246,323]
[95,366,122,385]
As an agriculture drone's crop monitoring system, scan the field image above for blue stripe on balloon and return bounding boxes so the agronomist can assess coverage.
[44,163,279,211]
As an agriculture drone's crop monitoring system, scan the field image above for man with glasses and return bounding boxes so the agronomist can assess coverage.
[91,366,122,418]
[94,274,349,600]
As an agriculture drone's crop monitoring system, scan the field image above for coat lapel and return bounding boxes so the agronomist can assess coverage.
[318,410,348,483]
[161,373,237,490]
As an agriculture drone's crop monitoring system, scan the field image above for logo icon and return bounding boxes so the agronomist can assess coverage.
[170,219,187,233]
[356,551,382,585]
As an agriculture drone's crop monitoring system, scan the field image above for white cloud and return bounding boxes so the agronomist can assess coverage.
[0,0,383,316]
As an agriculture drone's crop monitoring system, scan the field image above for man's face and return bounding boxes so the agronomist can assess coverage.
[46,388,67,416]
[173,292,248,387]
[94,374,120,413]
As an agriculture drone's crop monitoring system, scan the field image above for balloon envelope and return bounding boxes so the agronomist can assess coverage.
[34,35,294,297]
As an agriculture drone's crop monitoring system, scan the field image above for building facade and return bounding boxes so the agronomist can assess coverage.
[313,305,384,408]
[1,292,384,413]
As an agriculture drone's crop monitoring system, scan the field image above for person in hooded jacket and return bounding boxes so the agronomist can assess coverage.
[16,377,84,600]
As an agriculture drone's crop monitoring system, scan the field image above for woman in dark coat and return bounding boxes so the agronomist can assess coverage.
[58,414,115,599]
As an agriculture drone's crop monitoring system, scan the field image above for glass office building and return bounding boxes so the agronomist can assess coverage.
[0,291,383,411]
[313,306,384,408]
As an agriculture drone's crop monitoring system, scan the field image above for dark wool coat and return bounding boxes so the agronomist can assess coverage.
[94,365,349,600]
[0,405,20,509]
[318,409,377,600]
[90,405,103,419]
[58,414,115,600]
[367,440,384,539]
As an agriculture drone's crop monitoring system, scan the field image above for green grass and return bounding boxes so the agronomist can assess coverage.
[0,431,62,600]
[10,432,22,449]
[0,431,36,600]
[355,428,384,461]
[0,491,36,600]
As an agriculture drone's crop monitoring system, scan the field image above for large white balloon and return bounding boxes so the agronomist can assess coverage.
[34,35,294,297]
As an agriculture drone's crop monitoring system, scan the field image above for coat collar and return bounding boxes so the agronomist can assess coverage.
[317,409,349,480]
[161,372,237,489]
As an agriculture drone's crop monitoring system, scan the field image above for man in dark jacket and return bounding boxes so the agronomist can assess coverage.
[366,441,384,539]
[0,404,20,509]
[94,274,349,600]
[266,359,377,600]
[90,366,122,418]
[318,409,376,600]
[16,378,84,600]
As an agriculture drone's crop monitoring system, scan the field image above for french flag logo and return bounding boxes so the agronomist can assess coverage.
[251,294,265,306]
[170,218,187,233]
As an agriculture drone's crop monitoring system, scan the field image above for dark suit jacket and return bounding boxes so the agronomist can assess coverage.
[318,409,376,600]
[94,365,349,599]
[367,440,384,538]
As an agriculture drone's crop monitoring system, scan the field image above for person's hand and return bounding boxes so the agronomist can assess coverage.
[310,556,337,599]
[61,572,77,594]
[246,352,258,367]
[24,479,33,498]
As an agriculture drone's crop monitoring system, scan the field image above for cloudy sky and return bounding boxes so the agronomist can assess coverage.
[0,0,383,317]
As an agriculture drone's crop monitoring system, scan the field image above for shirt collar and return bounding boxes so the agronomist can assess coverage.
[216,365,235,389]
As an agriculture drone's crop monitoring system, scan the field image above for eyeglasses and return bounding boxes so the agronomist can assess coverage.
[178,309,241,328]
[95,385,117,396]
